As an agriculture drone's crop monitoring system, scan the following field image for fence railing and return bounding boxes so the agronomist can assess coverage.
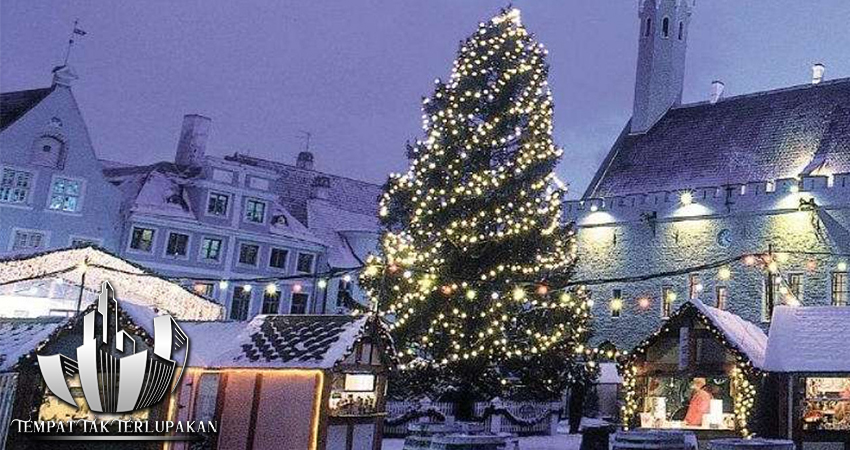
[384,398,562,437]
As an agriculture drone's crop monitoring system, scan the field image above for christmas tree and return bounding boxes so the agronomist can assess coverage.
[362,8,592,407]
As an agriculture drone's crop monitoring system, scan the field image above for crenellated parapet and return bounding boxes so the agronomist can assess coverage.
[564,173,850,226]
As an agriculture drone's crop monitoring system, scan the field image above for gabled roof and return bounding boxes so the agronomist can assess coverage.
[763,306,850,372]
[181,314,387,369]
[690,300,768,369]
[585,78,850,198]
[0,87,54,131]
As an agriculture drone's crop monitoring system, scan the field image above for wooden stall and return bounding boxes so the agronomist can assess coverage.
[761,306,850,450]
[619,300,768,439]
[176,314,395,450]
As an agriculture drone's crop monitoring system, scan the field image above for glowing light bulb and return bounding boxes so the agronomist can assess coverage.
[265,283,277,294]
[839,262,848,271]
[318,279,328,289]
[219,280,229,289]
[638,297,650,309]
[343,274,352,283]
[243,284,252,292]
[292,283,302,293]
[680,192,694,205]
[718,267,732,280]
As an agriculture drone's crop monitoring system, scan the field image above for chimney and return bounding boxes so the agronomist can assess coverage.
[709,80,725,104]
[311,176,330,200]
[812,63,825,85]
[51,65,78,87]
[175,114,211,167]
[296,151,314,170]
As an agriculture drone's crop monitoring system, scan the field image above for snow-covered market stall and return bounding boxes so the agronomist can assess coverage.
[174,314,395,450]
[760,306,850,448]
[0,246,224,448]
[619,300,767,439]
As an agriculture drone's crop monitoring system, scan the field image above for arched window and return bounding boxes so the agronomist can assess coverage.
[30,135,65,169]
[678,21,685,40]
[662,17,670,38]
[644,17,652,37]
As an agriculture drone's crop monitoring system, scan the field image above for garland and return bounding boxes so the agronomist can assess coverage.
[474,404,558,427]
[385,407,446,426]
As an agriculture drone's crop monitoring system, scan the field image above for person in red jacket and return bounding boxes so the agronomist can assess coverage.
[684,378,713,426]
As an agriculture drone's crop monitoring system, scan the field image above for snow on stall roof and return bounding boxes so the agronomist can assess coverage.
[690,300,768,369]
[180,315,370,369]
[0,247,223,321]
[764,306,850,372]
[0,317,66,371]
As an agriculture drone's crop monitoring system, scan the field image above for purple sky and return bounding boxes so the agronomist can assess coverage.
[2,1,849,198]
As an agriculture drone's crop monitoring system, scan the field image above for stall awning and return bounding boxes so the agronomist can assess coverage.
[0,246,223,321]
[763,306,850,372]
[691,300,768,369]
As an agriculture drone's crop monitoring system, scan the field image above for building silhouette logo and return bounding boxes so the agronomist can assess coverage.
[37,281,189,413]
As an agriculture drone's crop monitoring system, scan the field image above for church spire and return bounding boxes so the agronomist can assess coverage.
[631,0,693,134]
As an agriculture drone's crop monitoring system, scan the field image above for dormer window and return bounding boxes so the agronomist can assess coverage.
[661,17,670,38]
[31,135,65,169]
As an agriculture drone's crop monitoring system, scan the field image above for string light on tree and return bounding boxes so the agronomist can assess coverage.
[359,7,592,402]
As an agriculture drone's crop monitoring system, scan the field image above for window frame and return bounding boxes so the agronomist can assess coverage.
[611,289,622,318]
[644,17,652,37]
[678,21,684,40]
[237,242,261,267]
[289,292,310,314]
[244,198,267,224]
[46,175,85,214]
[831,272,848,307]
[163,231,191,259]
[193,282,215,298]
[787,272,804,303]
[229,286,252,321]
[0,166,37,207]
[9,227,49,252]
[205,191,230,217]
[763,273,782,321]
[68,236,103,248]
[661,286,674,319]
[199,236,224,262]
[715,286,728,310]
[127,225,157,254]
[661,16,670,38]
[688,273,701,300]
[268,247,289,271]
[296,252,315,274]
[261,289,281,315]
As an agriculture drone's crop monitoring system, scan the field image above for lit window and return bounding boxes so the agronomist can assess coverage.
[0,169,33,204]
[661,286,675,318]
[245,199,266,223]
[200,237,222,260]
[296,253,315,274]
[344,374,375,392]
[165,232,189,257]
[688,274,702,300]
[193,283,214,297]
[290,293,309,314]
[12,231,45,251]
[129,227,155,252]
[207,192,229,216]
[832,273,848,306]
[788,273,804,302]
[611,289,622,318]
[238,243,260,266]
[261,290,281,314]
[715,286,728,310]
[230,287,251,321]
[763,274,782,320]
[662,17,670,38]
[337,279,353,307]
[269,248,288,270]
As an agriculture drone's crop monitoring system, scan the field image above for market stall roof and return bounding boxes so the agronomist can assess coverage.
[0,317,65,371]
[763,306,850,372]
[0,246,223,321]
[180,314,392,369]
[691,300,768,369]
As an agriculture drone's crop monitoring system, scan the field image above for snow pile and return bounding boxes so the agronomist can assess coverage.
[763,306,850,372]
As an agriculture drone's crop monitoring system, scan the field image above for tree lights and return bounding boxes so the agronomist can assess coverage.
[360,7,591,401]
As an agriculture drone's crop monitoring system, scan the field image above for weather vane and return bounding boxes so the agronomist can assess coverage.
[62,19,87,66]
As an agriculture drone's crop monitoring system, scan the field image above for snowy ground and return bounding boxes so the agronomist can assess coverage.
[381,419,591,450]
[381,433,581,450]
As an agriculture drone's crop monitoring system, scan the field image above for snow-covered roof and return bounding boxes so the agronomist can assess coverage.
[307,200,378,268]
[180,315,372,369]
[0,317,65,371]
[763,306,850,373]
[0,246,223,321]
[691,300,768,369]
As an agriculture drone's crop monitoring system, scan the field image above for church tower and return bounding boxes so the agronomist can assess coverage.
[631,0,693,134]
